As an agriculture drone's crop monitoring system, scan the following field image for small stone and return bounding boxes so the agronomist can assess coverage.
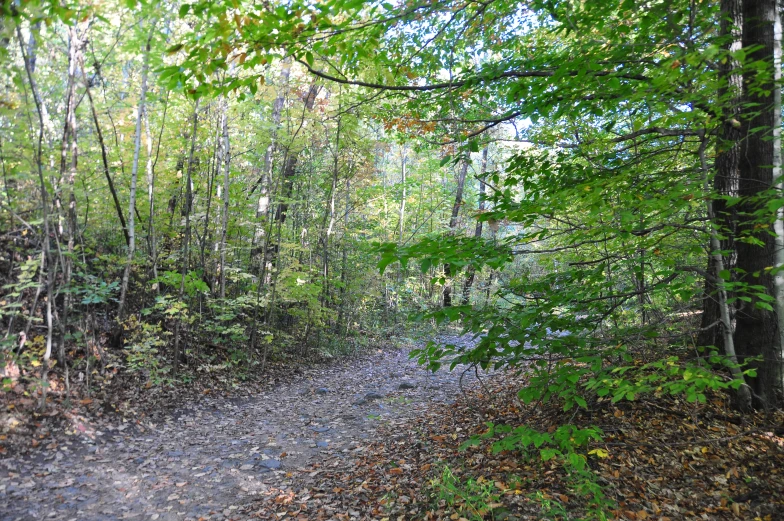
[316,441,328,448]
[259,459,281,469]
[314,387,329,395]
[311,426,330,433]
[353,391,383,405]
[398,381,416,390]
[240,464,254,470]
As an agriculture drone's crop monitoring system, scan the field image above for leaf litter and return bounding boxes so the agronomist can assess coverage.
[3,333,783,521]
[242,356,784,521]
[1,336,485,520]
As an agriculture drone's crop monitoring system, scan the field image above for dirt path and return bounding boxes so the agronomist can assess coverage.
[1,336,483,521]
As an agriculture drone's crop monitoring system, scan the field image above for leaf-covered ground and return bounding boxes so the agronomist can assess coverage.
[243,363,784,521]
[4,336,783,521]
[1,336,486,520]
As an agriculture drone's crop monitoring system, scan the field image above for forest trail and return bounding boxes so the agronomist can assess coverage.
[1,335,485,521]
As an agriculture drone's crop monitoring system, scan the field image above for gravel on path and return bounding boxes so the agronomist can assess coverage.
[1,335,486,521]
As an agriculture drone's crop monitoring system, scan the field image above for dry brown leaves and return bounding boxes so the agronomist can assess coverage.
[245,372,784,521]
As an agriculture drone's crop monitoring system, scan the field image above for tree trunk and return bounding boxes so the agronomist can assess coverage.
[443,157,469,307]
[463,145,489,303]
[17,26,55,411]
[699,0,743,349]
[173,98,200,374]
[118,22,155,320]
[56,24,82,395]
[773,0,784,396]
[733,0,782,408]
[338,174,351,334]
[699,135,753,410]
[254,58,290,217]
[83,75,129,246]
[398,146,407,244]
[145,91,169,291]
[274,83,319,224]
[198,105,221,292]
[218,96,231,298]
[320,109,342,317]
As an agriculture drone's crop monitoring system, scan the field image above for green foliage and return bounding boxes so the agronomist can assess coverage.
[461,423,613,519]
[74,275,119,306]
[142,295,190,321]
[153,270,209,297]
[427,465,501,521]
[123,317,170,385]
[0,258,40,321]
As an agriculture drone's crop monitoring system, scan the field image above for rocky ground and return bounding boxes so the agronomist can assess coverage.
[1,335,486,521]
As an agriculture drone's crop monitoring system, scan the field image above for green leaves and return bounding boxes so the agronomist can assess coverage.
[165,43,185,55]
[375,236,512,277]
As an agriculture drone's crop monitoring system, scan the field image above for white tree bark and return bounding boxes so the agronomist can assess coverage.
[257,59,291,218]
[219,96,231,298]
[398,146,407,244]
[16,25,55,411]
[772,0,784,392]
[118,22,156,319]
[144,104,158,287]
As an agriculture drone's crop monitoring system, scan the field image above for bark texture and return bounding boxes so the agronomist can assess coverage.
[733,0,783,408]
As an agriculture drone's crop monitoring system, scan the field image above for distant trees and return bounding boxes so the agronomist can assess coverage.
[1,0,492,406]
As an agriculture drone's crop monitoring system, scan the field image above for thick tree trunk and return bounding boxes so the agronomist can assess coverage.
[699,0,743,350]
[733,0,782,408]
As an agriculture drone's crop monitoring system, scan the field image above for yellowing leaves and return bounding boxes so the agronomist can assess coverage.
[588,448,609,458]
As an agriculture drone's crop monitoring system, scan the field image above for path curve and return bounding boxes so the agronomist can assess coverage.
[1,336,482,521]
